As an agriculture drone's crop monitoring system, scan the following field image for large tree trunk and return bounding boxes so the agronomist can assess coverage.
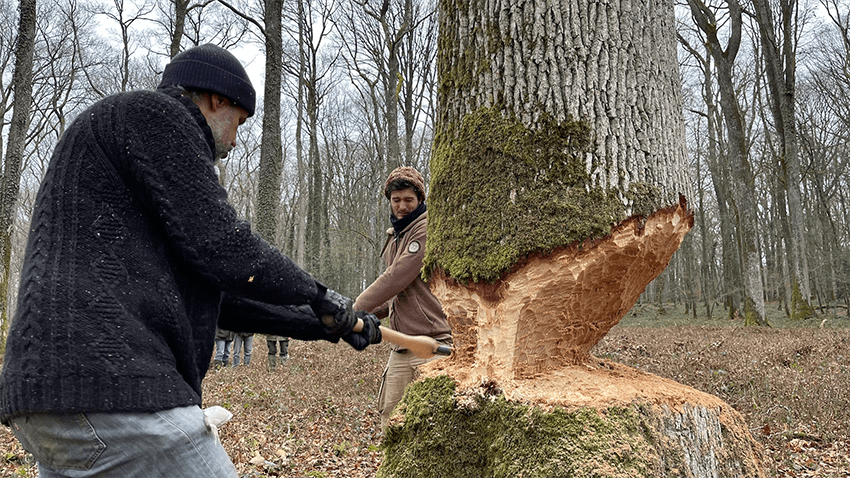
[424,0,693,285]
[383,201,766,478]
[380,0,766,475]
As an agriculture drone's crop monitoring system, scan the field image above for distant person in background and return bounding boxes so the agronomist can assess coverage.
[0,43,381,477]
[232,332,254,367]
[354,166,452,429]
[214,328,236,369]
[267,335,290,371]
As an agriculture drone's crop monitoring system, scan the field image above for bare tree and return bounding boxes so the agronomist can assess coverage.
[800,2,850,312]
[167,0,188,57]
[318,94,381,295]
[283,0,340,277]
[0,0,36,349]
[155,0,252,59]
[252,0,285,244]
[749,0,813,318]
[220,111,263,222]
[394,0,436,169]
[685,0,767,325]
[93,0,156,91]
[336,0,436,173]
[678,24,746,318]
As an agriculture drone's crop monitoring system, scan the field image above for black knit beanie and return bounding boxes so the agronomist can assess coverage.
[158,43,256,117]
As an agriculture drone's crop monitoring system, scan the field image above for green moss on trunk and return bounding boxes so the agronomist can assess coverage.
[379,376,666,478]
[790,282,814,320]
[425,106,630,283]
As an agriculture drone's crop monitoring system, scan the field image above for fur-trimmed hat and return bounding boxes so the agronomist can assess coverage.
[384,166,426,202]
[158,43,256,117]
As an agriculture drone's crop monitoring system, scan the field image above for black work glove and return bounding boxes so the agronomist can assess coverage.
[311,285,358,337]
[342,311,383,351]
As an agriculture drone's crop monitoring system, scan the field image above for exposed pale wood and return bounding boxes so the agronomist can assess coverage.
[430,197,693,382]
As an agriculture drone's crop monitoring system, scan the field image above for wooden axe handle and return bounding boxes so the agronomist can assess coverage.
[351,317,452,359]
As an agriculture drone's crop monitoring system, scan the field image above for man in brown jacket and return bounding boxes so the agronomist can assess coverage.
[354,166,452,429]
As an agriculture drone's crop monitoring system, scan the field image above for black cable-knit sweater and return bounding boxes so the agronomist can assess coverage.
[0,88,329,422]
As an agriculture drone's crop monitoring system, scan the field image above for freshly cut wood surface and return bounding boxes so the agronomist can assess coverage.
[430,196,694,384]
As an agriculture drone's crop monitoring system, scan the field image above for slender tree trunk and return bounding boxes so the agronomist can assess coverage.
[687,0,767,326]
[305,79,323,275]
[814,175,840,304]
[696,148,713,317]
[383,19,401,171]
[772,153,793,315]
[169,0,188,57]
[256,0,284,245]
[0,0,37,350]
[294,0,308,266]
[301,4,328,278]
[751,0,812,319]
[680,39,729,319]
[401,0,415,165]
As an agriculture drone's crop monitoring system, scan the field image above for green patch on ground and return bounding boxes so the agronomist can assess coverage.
[616,302,850,329]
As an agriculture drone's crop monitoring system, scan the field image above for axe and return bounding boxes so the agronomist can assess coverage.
[327,315,452,358]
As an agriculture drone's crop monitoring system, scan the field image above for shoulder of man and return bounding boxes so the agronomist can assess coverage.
[89,89,194,127]
[403,214,428,254]
[407,212,428,235]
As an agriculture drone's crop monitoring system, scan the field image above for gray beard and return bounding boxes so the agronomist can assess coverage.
[210,127,232,159]
[215,144,230,160]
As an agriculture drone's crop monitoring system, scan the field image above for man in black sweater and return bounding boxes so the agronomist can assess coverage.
[0,43,380,477]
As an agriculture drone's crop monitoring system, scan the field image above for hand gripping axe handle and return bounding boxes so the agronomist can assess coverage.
[328,315,452,359]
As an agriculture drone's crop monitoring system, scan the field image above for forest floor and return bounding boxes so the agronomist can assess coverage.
[0,302,848,477]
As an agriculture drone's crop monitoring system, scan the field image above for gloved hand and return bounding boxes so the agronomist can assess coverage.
[311,286,358,337]
[342,311,382,351]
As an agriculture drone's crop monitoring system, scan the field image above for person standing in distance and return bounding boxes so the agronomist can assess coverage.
[0,43,381,477]
[266,334,290,371]
[354,166,452,429]
[231,331,255,367]
[213,328,236,369]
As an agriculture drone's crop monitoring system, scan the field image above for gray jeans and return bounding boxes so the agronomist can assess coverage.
[10,405,239,477]
[233,334,254,365]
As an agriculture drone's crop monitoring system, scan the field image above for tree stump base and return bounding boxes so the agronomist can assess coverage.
[379,368,765,478]
[378,198,765,477]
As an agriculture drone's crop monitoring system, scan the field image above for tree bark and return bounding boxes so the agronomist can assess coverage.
[256,0,284,245]
[168,0,188,58]
[425,0,692,284]
[293,0,308,266]
[0,0,37,351]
